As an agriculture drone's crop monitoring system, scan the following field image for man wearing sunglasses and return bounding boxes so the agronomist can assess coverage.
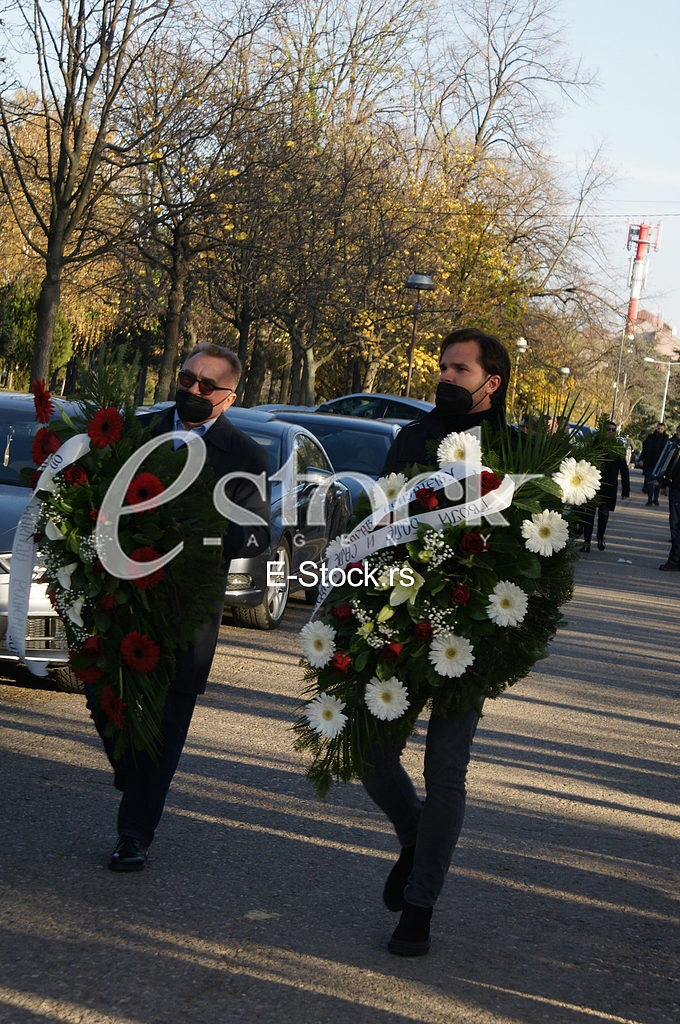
[100,342,271,873]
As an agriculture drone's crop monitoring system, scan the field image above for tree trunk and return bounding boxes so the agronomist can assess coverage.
[352,358,362,394]
[235,304,252,404]
[242,322,270,407]
[363,358,382,393]
[279,346,293,404]
[301,345,316,406]
[289,345,303,405]
[31,261,62,387]
[155,254,186,403]
[135,335,151,407]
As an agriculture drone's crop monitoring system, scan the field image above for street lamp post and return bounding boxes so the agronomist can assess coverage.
[643,356,680,423]
[558,366,570,410]
[510,337,528,422]
[405,273,434,398]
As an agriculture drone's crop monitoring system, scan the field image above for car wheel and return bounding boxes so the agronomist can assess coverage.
[232,540,291,630]
[49,666,85,694]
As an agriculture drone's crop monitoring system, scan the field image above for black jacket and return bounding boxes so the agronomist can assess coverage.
[598,453,630,511]
[140,407,271,694]
[641,430,667,473]
[382,404,507,474]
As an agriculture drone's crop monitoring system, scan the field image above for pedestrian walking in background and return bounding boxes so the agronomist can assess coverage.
[659,426,680,571]
[580,421,629,552]
[640,423,666,505]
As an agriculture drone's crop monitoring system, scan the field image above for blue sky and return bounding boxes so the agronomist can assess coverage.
[554,0,680,331]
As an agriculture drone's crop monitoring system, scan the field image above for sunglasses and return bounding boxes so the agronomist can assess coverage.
[177,370,234,398]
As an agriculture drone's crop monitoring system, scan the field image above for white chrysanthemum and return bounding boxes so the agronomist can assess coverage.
[521,510,569,557]
[429,631,475,677]
[57,562,78,590]
[552,457,600,505]
[45,520,66,542]
[372,472,408,507]
[486,581,528,627]
[306,693,347,738]
[324,536,344,562]
[299,620,336,668]
[364,676,410,721]
[436,431,482,470]
[66,595,85,628]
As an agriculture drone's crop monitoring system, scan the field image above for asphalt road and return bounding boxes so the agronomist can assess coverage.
[1,471,678,1024]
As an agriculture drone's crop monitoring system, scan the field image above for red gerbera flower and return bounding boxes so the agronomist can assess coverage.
[31,427,61,466]
[73,664,104,683]
[63,465,88,487]
[88,407,123,449]
[480,471,502,495]
[414,621,433,641]
[32,379,54,424]
[120,631,159,673]
[129,547,166,590]
[100,684,126,729]
[97,593,115,615]
[329,651,352,674]
[331,601,353,625]
[126,473,164,508]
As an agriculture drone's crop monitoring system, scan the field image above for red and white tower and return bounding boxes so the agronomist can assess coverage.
[625,221,662,337]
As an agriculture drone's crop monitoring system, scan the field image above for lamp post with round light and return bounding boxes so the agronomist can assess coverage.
[510,337,528,422]
[643,356,680,423]
[404,273,434,398]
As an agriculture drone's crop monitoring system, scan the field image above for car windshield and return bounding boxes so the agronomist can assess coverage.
[248,433,282,474]
[305,426,392,476]
[0,419,42,487]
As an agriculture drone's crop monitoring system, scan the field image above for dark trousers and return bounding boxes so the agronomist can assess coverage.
[644,472,660,503]
[667,488,680,567]
[86,687,197,847]
[582,504,610,544]
[361,706,480,908]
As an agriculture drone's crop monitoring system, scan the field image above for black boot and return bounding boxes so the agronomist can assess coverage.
[388,902,433,956]
[383,845,416,912]
[108,836,147,872]
[597,538,605,551]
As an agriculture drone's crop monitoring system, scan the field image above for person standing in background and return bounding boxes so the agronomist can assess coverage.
[580,421,629,552]
[640,423,666,506]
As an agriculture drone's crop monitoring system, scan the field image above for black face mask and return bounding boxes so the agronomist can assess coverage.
[175,388,215,423]
[435,379,489,420]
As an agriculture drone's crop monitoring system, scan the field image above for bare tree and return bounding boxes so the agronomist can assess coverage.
[0,0,174,385]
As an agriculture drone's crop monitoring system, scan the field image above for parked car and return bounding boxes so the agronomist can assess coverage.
[223,408,351,628]
[315,393,433,424]
[268,409,400,508]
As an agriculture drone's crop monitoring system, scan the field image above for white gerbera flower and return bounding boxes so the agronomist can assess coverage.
[299,620,336,668]
[372,472,408,507]
[437,431,482,470]
[45,520,66,542]
[324,536,344,562]
[521,510,569,557]
[429,631,475,677]
[306,693,347,738]
[552,457,600,505]
[486,581,528,627]
[57,562,78,590]
[66,595,85,628]
[364,676,410,721]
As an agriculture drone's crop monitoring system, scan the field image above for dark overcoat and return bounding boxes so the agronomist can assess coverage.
[139,407,271,694]
[598,454,630,511]
[382,404,507,474]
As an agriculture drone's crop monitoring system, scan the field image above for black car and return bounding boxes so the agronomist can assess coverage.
[223,408,352,628]
[315,393,433,424]
[267,410,400,508]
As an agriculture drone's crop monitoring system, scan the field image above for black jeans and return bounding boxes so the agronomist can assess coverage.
[86,687,197,847]
[361,706,480,908]
[666,487,680,567]
[582,504,609,544]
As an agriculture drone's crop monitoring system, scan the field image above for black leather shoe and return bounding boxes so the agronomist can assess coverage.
[388,902,433,956]
[597,538,605,551]
[653,500,659,506]
[659,562,680,572]
[383,845,416,912]
[580,542,590,553]
[108,836,147,872]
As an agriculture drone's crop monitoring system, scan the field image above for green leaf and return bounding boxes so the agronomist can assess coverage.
[354,650,370,672]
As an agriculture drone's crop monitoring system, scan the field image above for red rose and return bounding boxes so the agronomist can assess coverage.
[92,559,105,577]
[29,471,41,490]
[329,652,352,674]
[451,584,470,606]
[415,487,438,511]
[129,547,166,590]
[459,532,486,556]
[97,594,115,615]
[382,641,403,664]
[347,561,362,571]
[414,621,433,641]
[88,407,123,449]
[120,631,159,673]
[82,636,104,657]
[331,602,353,625]
[100,684,126,729]
[63,465,88,487]
[89,509,99,522]
[32,379,54,424]
[126,472,164,508]
[480,471,502,495]
[73,664,104,684]
[31,427,61,466]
